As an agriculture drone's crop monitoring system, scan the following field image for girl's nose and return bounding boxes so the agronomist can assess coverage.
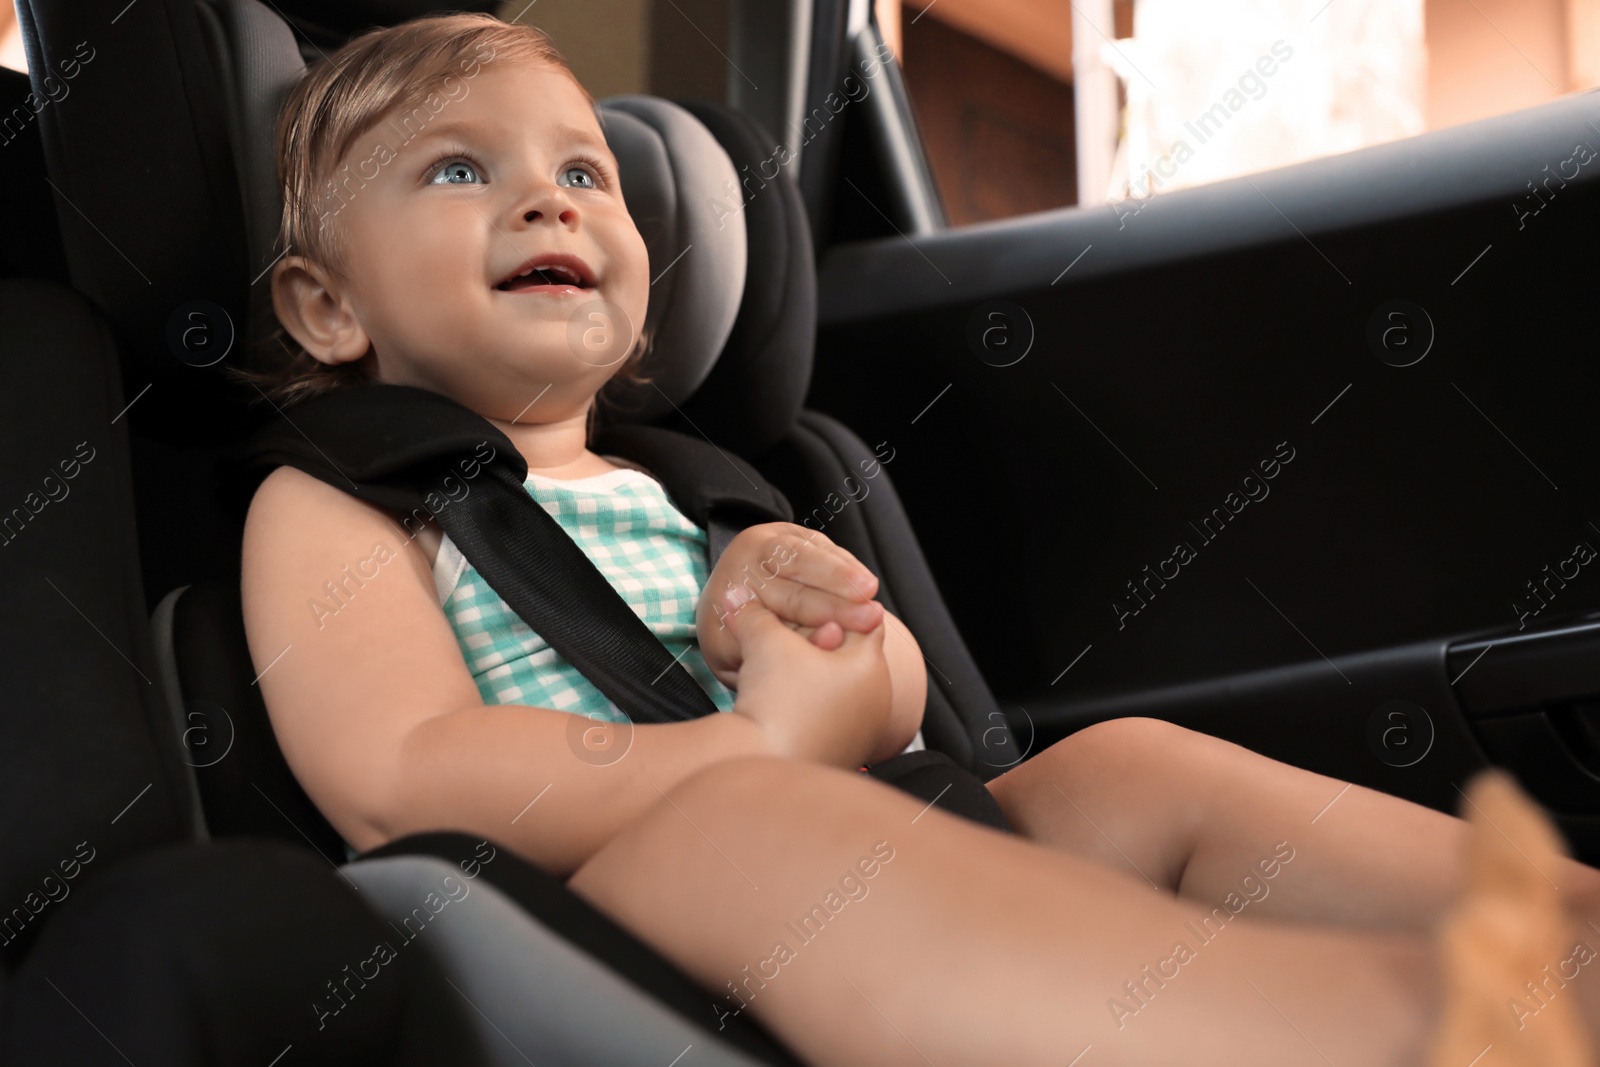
[524,203,578,224]
[518,182,580,227]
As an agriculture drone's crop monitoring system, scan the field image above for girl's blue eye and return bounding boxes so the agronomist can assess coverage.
[560,165,598,190]
[429,158,482,185]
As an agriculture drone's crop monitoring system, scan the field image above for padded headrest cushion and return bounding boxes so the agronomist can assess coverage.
[203,0,304,308]
[640,99,817,459]
[596,97,747,422]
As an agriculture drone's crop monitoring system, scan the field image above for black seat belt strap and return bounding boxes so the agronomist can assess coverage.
[425,455,722,724]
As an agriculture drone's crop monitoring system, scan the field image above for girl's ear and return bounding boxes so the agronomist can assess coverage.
[271,255,372,367]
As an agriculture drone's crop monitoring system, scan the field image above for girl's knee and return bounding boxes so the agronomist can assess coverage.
[989,716,1192,806]
[1039,715,1193,777]
[1059,715,1193,764]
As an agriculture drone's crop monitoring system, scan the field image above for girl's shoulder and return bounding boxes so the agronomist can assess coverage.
[245,465,443,570]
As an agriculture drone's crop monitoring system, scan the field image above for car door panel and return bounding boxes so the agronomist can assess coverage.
[807,82,1600,854]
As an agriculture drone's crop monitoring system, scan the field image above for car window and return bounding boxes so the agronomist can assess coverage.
[886,0,1600,226]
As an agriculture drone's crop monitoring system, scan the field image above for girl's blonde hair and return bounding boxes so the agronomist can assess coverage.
[224,11,656,438]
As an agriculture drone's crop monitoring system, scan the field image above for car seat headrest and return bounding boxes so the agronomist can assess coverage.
[223,8,745,424]
[596,97,748,422]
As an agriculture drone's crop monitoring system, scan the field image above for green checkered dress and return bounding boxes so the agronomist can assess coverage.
[431,459,737,722]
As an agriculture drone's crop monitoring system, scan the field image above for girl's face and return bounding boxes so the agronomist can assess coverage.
[283,56,650,428]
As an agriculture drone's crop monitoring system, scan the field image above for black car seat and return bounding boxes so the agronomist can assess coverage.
[11,0,1025,1061]
[0,55,445,1067]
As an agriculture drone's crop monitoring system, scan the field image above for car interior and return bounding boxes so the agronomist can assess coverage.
[3,0,1600,1063]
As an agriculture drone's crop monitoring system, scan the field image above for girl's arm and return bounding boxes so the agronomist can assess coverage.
[390,704,775,877]
[242,466,780,879]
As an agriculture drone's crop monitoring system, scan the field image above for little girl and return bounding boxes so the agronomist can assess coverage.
[235,12,1600,1065]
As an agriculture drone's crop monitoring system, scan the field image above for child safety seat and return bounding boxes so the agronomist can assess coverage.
[15,0,1024,1061]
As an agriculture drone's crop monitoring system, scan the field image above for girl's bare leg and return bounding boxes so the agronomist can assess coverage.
[569,754,1438,1067]
[986,716,1600,932]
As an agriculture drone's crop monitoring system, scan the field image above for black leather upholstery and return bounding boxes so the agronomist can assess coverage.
[0,280,200,970]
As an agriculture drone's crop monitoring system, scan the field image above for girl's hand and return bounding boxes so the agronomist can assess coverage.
[697,523,882,689]
[721,586,892,769]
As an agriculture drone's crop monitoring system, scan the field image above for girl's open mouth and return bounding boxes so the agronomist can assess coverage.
[494,256,596,295]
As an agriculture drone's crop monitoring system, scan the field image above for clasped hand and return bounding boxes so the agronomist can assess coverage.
[696,523,894,768]
[695,523,884,690]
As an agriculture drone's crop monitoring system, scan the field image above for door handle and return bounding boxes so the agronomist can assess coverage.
[1448,612,1600,718]
[1450,612,1600,814]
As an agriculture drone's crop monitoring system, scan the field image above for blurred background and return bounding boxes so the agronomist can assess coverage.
[7,0,1594,225]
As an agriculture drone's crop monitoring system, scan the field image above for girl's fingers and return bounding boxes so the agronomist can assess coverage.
[772,533,878,601]
[796,620,845,650]
[744,573,883,631]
